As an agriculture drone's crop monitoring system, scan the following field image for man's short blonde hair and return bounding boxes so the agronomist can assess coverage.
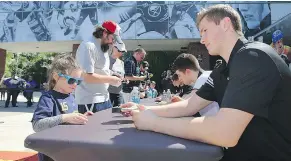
[196,4,243,36]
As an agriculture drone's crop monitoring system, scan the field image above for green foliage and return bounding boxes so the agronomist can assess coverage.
[144,51,180,92]
[5,52,57,87]
[4,51,180,90]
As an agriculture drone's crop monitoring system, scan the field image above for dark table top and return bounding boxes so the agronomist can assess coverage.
[25,99,223,161]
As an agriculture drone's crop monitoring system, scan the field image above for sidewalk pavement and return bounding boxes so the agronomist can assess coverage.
[0,92,42,152]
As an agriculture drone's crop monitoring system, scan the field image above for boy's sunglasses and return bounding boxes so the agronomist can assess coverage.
[58,73,83,85]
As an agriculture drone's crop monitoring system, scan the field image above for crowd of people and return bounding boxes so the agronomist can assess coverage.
[1,3,289,161]
[0,75,37,107]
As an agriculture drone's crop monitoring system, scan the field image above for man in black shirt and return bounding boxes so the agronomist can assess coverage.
[121,4,291,161]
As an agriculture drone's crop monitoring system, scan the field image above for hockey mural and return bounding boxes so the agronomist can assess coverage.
[0,1,272,42]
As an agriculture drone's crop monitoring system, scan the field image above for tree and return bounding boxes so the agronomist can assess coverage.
[5,52,57,87]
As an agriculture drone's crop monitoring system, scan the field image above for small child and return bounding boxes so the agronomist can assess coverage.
[31,53,92,161]
[147,81,158,98]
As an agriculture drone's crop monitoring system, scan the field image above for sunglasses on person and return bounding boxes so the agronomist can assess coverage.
[58,73,83,85]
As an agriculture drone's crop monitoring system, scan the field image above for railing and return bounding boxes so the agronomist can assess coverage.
[253,12,291,39]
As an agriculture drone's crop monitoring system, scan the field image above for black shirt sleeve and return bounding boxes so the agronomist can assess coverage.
[196,70,217,101]
[221,49,280,118]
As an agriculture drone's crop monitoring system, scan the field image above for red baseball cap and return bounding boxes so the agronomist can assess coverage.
[102,20,123,44]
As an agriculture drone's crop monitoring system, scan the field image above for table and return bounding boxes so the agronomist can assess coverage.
[24,99,224,161]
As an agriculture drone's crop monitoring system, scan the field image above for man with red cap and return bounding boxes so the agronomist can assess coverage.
[75,20,124,114]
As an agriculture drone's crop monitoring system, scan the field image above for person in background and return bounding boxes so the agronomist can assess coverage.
[24,75,37,107]
[139,61,150,85]
[0,81,6,101]
[146,81,158,98]
[3,75,26,108]
[161,69,173,92]
[31,53,93,161]
[123,48,147,103]
[108,41,127,108]
[139,61,151,99]
[270,30,291,67]
[75,20,123,114]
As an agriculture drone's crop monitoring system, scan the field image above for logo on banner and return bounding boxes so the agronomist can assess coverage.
[148,4,161,18]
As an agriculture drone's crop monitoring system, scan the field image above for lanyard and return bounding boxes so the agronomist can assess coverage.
[85,104,93,112]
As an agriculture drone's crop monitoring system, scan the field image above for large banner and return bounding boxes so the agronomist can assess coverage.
[0,1,272,42]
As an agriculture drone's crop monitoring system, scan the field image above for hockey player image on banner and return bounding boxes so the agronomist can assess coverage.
[167,1,200,39]
[13,1,51,41]
[50,1,79,39]
[71,1,98,39]
[97,1,137,39]
[119,1,170,39]
[135,1,169,39]
[237,3,271,37]
[0,13,17,42]
[0,2,22,42]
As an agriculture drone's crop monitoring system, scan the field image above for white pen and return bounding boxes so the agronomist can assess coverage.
[112,105,139,111]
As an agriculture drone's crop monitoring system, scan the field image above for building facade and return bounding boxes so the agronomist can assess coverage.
[0,1,291,76]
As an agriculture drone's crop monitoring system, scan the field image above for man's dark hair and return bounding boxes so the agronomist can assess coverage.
[171,73,179,81]
[92,26,113,39]
[92,26,112,52]
[173,53,203,72]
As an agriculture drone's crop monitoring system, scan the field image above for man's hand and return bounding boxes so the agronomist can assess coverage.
[109,76,122,87]
[139,76,147,81]
[132,109,159,131]
[171,95,184,103]
[120,102,146,117]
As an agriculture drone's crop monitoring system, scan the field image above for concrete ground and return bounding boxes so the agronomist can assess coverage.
[0,92,42,152]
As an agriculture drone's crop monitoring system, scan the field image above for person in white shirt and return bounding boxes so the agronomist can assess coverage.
[171,53,219,116]
[108,41,127,109]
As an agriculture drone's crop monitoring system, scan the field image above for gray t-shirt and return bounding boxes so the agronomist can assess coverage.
[75,36,110,104]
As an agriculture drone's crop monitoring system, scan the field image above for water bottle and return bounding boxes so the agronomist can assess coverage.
[131,87,140,104]
[166,89,172,102]
[162,90,167,102]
